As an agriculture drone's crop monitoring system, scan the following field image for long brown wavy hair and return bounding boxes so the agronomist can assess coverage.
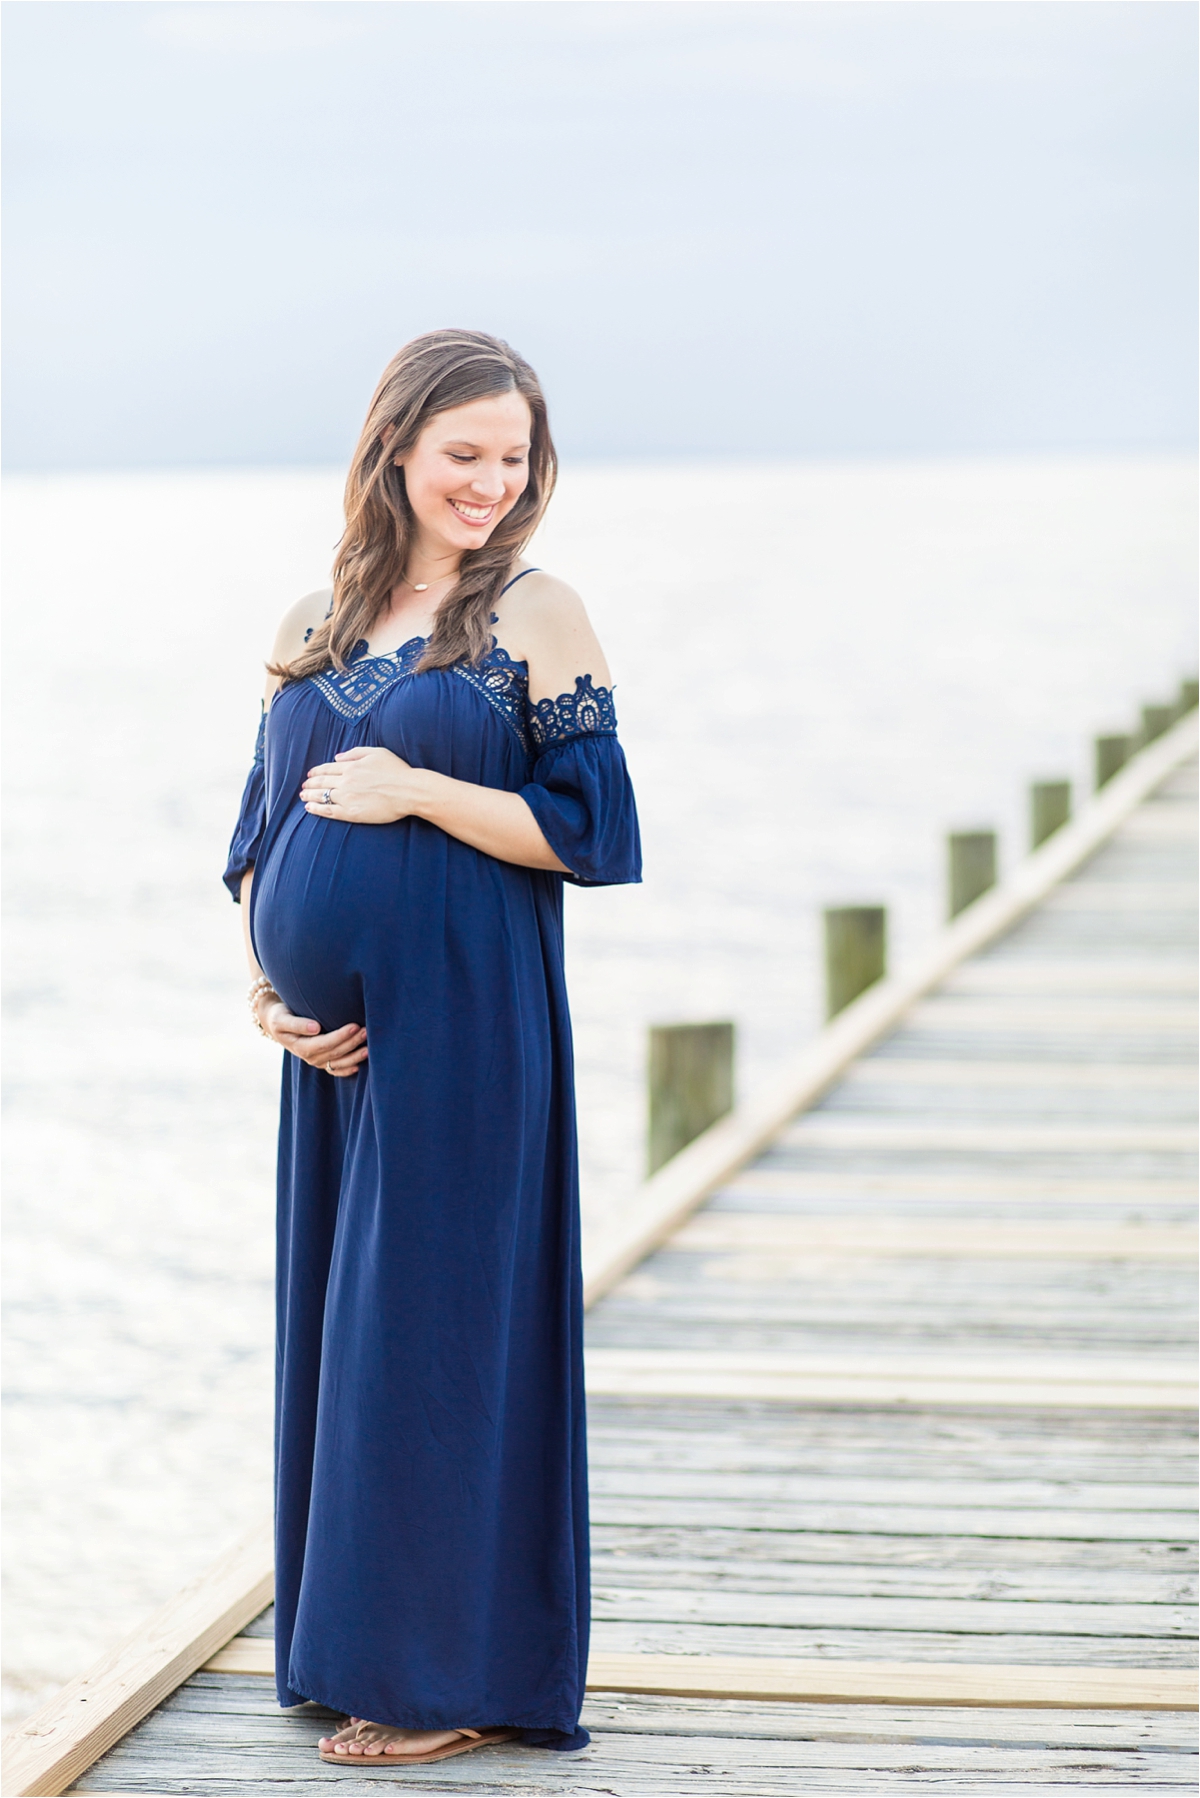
[275,330,557,683]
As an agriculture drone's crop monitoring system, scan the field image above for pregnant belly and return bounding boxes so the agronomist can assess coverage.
[252,806,555,1053]
[251,812,406,1029]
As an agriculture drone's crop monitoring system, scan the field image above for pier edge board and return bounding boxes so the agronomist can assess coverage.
[8,717,1195,1795]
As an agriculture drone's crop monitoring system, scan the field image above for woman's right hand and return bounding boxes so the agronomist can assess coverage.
[256,994,368,1077]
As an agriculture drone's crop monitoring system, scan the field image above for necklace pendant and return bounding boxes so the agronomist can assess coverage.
[412,582,429,592]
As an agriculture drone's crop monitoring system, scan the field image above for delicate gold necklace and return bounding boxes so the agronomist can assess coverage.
[403,571,455,593]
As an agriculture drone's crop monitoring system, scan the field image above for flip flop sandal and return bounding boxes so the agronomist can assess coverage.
[318,1725,517,1765]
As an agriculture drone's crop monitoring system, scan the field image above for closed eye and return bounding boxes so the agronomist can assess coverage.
[446,451,529,465]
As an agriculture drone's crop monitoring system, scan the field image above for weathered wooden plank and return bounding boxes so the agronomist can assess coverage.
[865,1024,1197,1057]
[66,1704,1200,1797]
[589,1553,1196,1606]
[584,1348,1198,1411]
[200,1640,1197,1709]
[2,1520,273,1797]
[581,1690,1200,1748]
[160,1675,1200,1747]
[587,1290,1196,1346]
[589,1620,1199,1669]
[587,1424,1198,1489]
[588,1444,1199,1492]
[776,1123,1198,1152]
[819,1094,1197,1126]
[587,1328,1196,1363]
[590,1528,1198,1572]
[671,1216,1198,1259]
[204,1639,273,1675]
[606,1245,1196,1292]
[593,1264,1196,1332]
[588,1436,1199,1488]
[1039,883,1198,910]
[588,1387,1200,1428]
[942,962,1197,994]
[585,1653,1200,1709]
[717,1168,1199,1203]
[841,1057,1198,1085]
[589,1588,1194,1639]
[894,1002,1197,1031]
[590,1380,1194,1409]
[68,1755,1200,1797]
[588,1495,1196,1541]
[586,1469,1195,1513]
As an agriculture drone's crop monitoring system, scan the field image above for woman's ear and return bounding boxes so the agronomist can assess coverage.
[380,422,404,468]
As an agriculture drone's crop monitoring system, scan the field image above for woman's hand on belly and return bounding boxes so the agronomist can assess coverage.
[301,745,421,825]
[257,996,368,1078]
[300,746,569,872]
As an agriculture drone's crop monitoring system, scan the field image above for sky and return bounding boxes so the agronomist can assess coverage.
[3,0,1196,469]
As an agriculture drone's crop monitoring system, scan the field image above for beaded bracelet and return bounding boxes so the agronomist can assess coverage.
[248,973,277,1038]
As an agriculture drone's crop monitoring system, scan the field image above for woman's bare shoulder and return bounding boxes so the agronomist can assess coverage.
[498,567,591,643]
[272,587,333,663]
[262,588,333,702]
[498,568,611,693]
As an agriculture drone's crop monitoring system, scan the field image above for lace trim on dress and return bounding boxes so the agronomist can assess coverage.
[303,636,617,755]
[528,675,618,751]
[308,637,426,722]
[451,647,530,751]
[252,708,266,769]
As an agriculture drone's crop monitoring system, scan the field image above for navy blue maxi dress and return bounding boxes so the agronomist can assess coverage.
[223,608,640,1751]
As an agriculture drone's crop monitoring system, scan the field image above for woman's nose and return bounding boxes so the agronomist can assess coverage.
[470,466,507,500]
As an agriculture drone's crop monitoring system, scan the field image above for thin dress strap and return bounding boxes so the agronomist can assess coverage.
[500,568,539,594]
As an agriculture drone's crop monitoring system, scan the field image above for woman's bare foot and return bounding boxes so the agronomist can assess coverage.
[318,1719,471,1758]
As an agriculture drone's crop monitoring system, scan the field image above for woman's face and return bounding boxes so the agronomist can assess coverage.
[398,391,532,556]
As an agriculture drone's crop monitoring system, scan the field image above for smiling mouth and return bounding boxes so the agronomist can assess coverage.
[449,498,495,523]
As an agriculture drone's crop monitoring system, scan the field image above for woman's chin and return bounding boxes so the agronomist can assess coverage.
[418,520,499,555]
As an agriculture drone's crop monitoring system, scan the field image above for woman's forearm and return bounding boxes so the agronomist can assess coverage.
[414,772,569,873]
[299,746,570,871]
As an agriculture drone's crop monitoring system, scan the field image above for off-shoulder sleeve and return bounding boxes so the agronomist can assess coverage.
[519,677,642,887]
[222,710,266,901]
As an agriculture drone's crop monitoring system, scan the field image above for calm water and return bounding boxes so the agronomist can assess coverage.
[3,454,1195,1717]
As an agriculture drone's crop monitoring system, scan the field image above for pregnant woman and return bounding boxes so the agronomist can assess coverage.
[224,330,640,1767]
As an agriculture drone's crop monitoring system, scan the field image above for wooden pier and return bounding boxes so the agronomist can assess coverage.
[7,714,1197,1796]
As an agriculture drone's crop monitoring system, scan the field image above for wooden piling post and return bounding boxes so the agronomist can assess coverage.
[1140,703,1173,746]
[824,906,886,1021]
[648,1022,735,1175]
[1178,677,1199,715]
[1095,734,1132,790]
[947,832,996,920]
[1030,781,1071,851]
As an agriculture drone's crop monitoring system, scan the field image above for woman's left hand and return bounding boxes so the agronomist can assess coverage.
[301,746,429,824]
